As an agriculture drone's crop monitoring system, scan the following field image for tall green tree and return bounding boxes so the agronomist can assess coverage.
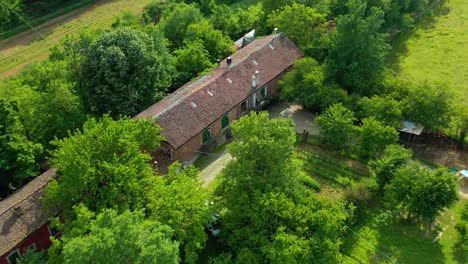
[326,0,390,94]
[358,95,403,128]
[148,163,210,263]
[267,3,328,51]
[13,60,85,147]
[279,57,347,112]
[0,99,42,186]
[81,28,174,117]
[216,112,348,263]
[186,20,233,60]
[158,3,204,48]
[43,116,163,217]
[316,103,356,149]
[369,144,412,190]
[51,207,179,264]
[403,82,452,131]
[0,0,22,32]
[173,40,213,89]
[358,117,399,159]
[385,164,458,223]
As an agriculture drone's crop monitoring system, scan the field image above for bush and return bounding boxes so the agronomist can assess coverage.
[299,174,321,191]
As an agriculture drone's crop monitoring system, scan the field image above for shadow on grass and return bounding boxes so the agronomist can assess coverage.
[452,242,468,264]
[386,4,453,72]
[343,206,447,263]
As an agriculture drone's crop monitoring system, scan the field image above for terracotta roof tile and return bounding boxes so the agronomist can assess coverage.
[0,169,57,256]
[135,34,304,149]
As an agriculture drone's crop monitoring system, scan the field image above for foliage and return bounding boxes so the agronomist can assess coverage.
[279,57,347,112]
[141,1,168,24]
[358,95,403,128]
[80,28,174,116]
[51,208,179,264]
[385,164,458,222]
[316,103,356,149]
[326,0,390,95]
[186,19,233,60]
[0,98,42,185]
[357,117,399,159]
[147,163,210,263]
[369,144,413,190]
[0,0,22,32]
[267,3,327,50]
[403,82,453,131]
[43,116,163,217]
[216,112,348,263]
[454,202,468,258]
[173,40,213,85]
[12,60,85,147]
[158,2,204,48]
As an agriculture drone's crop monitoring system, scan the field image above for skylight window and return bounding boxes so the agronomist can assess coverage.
[226,78,233,84]
[252,60,258,66]
[191,101,197,108]
[207,90,214,96]
[268,43,275,50]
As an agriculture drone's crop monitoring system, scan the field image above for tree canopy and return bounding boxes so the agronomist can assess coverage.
[44,116,163,216]
[0,98,42,186]
[51,207,179,264]
[267,3,327,50]
[358,117,399,159]
[279,57,347,112]
[316,103,356,148]
[81,27,174,117]
[385,164,458,222]
[147,163,210,263]
[215,112,348,263]
[326,0,390,94]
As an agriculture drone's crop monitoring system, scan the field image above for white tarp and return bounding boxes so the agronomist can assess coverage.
[399,121,424,135]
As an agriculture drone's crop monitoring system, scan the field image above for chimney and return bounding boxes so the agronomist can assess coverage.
[274,27,278,34]
[217,59,221,67]
[227,57,232,66]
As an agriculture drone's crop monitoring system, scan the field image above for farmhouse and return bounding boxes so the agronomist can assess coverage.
[135,33,304,167]
[0,169,59,264]
[0,33,303,260]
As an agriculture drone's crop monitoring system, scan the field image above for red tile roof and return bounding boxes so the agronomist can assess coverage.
[0,169,57,256]
[135,33,304,149]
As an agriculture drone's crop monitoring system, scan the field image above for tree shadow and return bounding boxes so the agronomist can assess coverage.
[386,5,453,73]
[375,220,446,264]
[452,242,468,264]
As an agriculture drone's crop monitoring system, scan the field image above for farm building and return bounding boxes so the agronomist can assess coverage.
[0,169,59,264]
[0,33,303,260]
[135,33,304,169]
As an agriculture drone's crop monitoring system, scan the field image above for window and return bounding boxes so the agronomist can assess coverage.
[221,114,230,129]
[241,101,247,113]
[7,249,20,264]
[260,86,267,98]
[202,128,211,144]
[27,243,37,252]
[48,225,60,237]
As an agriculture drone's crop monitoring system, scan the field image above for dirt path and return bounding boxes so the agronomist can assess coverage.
[0,0,154,79]
[200,152,232,187]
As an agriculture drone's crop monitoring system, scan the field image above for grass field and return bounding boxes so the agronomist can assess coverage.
[393,0,468,105]
[0,0,156,79]
[296,139,467,264]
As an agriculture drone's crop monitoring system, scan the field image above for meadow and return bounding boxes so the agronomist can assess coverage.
[393,0,468,106]
[0,0,156,79]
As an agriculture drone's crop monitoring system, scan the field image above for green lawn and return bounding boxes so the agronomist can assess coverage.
[393,0,468,105]
[297,140,467,263]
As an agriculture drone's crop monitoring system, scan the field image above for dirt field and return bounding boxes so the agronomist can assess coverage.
[0,0,155,79]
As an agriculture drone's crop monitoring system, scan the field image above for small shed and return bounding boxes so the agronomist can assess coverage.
[398,121,424,142]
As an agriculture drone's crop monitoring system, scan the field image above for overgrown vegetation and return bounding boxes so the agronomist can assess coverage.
[1,0,466,262]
